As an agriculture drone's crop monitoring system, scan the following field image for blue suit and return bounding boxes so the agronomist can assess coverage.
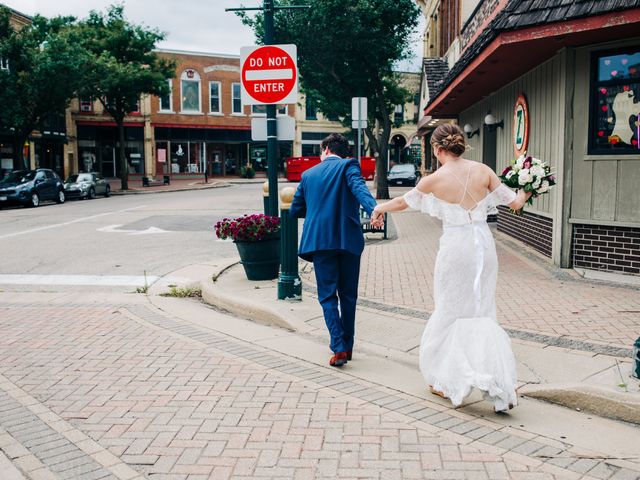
[290,156,377,353]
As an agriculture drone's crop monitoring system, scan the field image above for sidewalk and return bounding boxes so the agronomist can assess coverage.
[107,176,289,195]
[195,209,640,426]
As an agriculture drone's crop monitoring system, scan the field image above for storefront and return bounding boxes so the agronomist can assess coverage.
[76,124,145,178]
[153,126,251,177]
[423,4,640,275]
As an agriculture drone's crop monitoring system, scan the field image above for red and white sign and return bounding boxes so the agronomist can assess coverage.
[240,44,298,105]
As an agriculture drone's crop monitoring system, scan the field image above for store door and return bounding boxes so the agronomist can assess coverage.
[100,143,117,178]
[482,125,497,172]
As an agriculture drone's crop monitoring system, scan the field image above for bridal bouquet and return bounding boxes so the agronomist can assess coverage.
[499,153,556,214]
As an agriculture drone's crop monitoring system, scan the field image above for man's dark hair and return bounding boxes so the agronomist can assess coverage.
[321,133,351,158]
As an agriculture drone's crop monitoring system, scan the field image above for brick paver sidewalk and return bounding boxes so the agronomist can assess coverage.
[2,300,637,479]
[357,210,639,351]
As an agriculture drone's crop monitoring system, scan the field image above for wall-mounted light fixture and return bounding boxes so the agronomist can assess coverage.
[463,123,480,139]
[484,112,504,131]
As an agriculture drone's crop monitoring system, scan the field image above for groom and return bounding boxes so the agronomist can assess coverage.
[290,133,377,367]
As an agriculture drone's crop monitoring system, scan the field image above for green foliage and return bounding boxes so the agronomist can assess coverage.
[76,5,176,189]
[237,0,420,198]
[0,7,87,167]
[240,165,256,179]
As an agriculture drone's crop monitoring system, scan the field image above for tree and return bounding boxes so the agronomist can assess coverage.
[239,0,419,199]
[77,5,175,190]
[0,7,87,169]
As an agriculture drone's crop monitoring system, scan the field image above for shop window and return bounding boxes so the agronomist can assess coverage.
[590,48,640,154]
[305,102,317,120]
[0,58,8,71]
[160,79,172,112]
[80,98,93,112]
[181,69,201,113]
[232,83,242,114]
[394,104,404,125]
[209,81,221,114]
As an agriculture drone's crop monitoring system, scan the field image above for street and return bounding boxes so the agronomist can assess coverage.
[0,183,639,480]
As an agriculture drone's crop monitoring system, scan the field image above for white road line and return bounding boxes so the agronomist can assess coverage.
[0,206,147,240]
[0,274,160,287]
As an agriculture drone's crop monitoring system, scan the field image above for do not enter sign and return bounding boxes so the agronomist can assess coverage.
[240,44,298,105]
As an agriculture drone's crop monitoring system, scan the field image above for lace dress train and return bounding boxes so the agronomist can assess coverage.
[404,184,518,410]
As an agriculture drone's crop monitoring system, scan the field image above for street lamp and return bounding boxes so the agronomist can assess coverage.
[463,123,480,139]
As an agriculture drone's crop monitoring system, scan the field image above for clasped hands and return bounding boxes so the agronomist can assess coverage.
[370,207,385,228]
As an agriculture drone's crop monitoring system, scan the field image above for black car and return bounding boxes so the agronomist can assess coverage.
[387,164,421,186]
[0,169,66,208]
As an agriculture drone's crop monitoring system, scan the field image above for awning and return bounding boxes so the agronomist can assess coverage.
[425,8,640,117]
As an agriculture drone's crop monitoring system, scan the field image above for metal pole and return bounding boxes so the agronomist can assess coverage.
[278,187,301,300]
[357,98,362,164]
[264,0,278,217]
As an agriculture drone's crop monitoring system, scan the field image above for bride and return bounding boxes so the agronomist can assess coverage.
[371,124,530,412]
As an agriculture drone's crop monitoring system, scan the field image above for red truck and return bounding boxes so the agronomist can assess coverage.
[285,156,375,182]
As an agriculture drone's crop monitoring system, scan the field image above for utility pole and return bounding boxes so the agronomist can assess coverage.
[226,0,310,216]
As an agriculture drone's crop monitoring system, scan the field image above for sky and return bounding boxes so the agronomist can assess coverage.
[3,0,425,72]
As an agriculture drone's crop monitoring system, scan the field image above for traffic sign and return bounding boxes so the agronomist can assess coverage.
[240,44,298,105]
[351,97,367,121]
[251,116,296,141]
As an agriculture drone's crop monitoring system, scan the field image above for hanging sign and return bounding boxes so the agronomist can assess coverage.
[513,94,529,156]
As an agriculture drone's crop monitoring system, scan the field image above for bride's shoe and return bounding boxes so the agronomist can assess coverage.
[429,385,448,399]
[494,403,514,414]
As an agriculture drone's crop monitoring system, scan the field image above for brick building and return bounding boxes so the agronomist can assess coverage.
[417,0,640,277]
[67,49,295,180]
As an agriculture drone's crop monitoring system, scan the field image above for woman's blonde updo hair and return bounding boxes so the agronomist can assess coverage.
[430,124,467,157]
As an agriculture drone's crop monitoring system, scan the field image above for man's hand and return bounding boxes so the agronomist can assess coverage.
[370,208,385,228]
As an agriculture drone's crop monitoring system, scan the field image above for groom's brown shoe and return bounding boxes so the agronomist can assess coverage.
[329,352,348,367]
[346,351,352,361]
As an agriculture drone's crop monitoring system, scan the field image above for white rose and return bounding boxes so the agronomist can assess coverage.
[516,155,525,169]
[518,168,532,186]
[532,158,542,166]
[532,178,541,189]
[537,180,550,193]
[531,166,545,178]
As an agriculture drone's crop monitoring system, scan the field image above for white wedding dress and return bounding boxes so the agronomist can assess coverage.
[403,182,518,410]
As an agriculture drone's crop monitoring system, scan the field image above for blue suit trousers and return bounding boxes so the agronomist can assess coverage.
[312,250,361,354]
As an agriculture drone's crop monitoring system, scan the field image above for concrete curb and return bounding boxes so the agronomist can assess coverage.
[200,263,296,332]
[111,181,230,195]
[521,384,640,425]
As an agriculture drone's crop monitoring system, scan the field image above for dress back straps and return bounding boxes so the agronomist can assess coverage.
[446,164,481,208]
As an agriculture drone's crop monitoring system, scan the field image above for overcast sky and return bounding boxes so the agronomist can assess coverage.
[3,0,424,71]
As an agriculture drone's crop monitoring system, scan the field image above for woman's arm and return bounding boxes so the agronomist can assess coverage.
[371,175,434,225]
[487,168,531,210]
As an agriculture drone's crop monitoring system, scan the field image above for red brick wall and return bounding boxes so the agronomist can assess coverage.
[497,207,553,257]
[573,224,640,275]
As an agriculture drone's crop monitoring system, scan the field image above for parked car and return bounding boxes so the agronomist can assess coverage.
[387,163,421,186]
[64,172,111,199]
[0,169,65,208]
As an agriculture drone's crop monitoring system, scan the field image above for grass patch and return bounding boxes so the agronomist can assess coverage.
[161,286,202,298]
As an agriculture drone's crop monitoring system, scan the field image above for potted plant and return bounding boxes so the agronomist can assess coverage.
[214,214,281,280]
[239,164,256,179]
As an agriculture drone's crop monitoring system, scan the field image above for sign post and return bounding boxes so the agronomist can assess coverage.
[351,97,368,164]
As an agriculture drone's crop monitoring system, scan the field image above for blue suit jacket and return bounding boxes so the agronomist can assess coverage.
[289,156,377,261]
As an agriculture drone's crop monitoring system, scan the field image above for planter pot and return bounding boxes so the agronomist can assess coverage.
[234,236,280,280]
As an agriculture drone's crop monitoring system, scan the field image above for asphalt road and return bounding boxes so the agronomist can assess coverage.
[0,183,273,288]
